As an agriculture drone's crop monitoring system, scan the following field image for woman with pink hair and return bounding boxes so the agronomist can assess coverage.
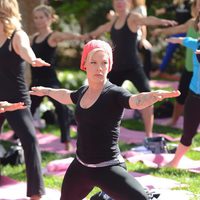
[30,39,180,200]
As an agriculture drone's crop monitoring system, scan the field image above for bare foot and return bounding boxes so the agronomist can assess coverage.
[65,141,74,151]
[164,161,178,168]
[165,118,177,127]
[30,195,41,200]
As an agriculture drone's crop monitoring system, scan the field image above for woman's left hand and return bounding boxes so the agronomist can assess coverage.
[152,90,181,101]
[31,58,51,67]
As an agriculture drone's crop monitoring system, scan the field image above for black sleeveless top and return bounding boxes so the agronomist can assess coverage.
[110,14,142,71]
[31,33,60,86]
[166,0,191,24]
[0,31,30,105]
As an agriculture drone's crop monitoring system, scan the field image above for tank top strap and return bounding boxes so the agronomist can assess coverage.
[125,12,131,25]
[32,34,38,43]
[32,32,53,44]
[113,12,131,28]
[9,30,18,52]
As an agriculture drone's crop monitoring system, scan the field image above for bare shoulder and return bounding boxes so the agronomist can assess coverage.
[29,32,39,40]
[127,11,143,29]
[129,11,142,21]
[48,31,59,46]
[13,29,29,40]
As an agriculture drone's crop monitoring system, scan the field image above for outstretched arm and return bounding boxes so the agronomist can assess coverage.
[129,90,180,110]
[30,86,73,105]
[0,101,26,113]
[131,12,177,27]
[48,31,83,47]
[152,19,194,37]
[86,21,113,39]
[165,37,185,44]
[13,30,50,67]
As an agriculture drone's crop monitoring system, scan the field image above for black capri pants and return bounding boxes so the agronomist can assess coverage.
[60,158,148,200]
[180,91,200,146]
[176,69,193,105]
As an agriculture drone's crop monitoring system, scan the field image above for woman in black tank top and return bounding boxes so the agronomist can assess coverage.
[85,0,177,138]
[30,5,83,150]
[0,0,50,199]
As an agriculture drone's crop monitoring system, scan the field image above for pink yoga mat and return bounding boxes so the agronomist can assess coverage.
[130,172,183,190]
[119,127,180,144]
[150,80,178,89]
[0,130,77,155]
[0,176,61,200]
[125,152,200,173]
[43,157,73,176]
[155,116,200,132]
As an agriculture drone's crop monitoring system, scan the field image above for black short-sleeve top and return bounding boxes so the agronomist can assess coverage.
[70,81,132,164]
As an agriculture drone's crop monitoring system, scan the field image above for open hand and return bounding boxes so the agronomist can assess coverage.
[0,101,26,113]
[31,58,50,67]
[30,86,49,96]
[152,90,180,101]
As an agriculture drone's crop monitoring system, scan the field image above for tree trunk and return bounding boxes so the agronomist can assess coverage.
[18,0,41,87]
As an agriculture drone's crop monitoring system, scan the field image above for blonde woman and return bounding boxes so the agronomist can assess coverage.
[0,0,50,199]
[30,5,82,150]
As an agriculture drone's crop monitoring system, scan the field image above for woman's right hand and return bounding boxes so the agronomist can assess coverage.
[30,86,50,96]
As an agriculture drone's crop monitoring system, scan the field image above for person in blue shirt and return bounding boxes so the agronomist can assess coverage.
[165,13,200,168]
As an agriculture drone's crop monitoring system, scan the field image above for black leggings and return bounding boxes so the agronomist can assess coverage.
[108,68,150,92]
[180,91,200,146]
[138,44,152,80]
[60,158,148,200]
[176,69,193,105]
[2,108,45,197]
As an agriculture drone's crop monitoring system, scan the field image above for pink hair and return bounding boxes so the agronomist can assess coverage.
[80,40,113,72]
